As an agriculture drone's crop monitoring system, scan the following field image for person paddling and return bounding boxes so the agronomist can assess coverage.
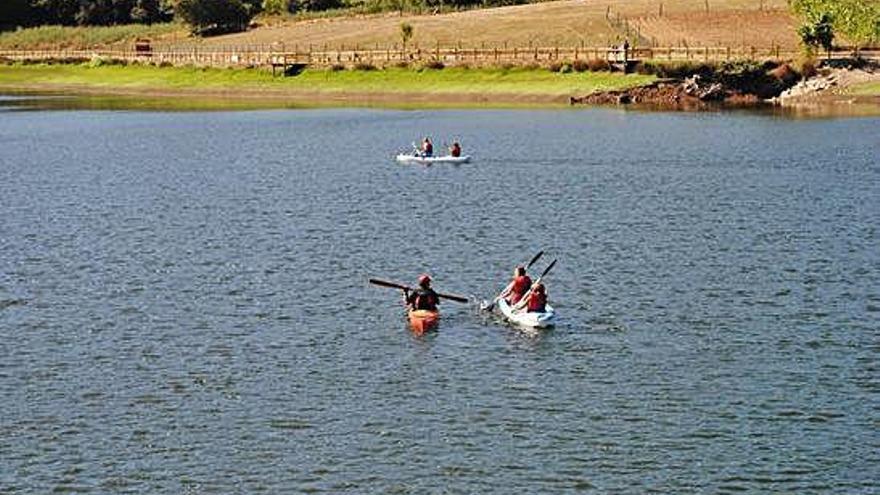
[405,274,439,311]
[449,141,462,157]
[499,265,532,305]
[524,282,547,313]
[421,137,434,157]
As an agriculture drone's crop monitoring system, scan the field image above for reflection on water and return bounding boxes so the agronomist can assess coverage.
[2,90,880,117]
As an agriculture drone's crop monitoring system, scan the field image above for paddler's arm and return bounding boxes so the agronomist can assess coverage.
[498,280,514,299]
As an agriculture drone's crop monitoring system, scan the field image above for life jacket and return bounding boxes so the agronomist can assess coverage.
[527,291,546,312]
[451,145,461,157]
[410,288,438,310]
[509,275,532,304]
[423,142,433,156]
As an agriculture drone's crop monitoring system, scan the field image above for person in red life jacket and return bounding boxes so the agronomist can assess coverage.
[449,142,462,157]
[421,137,433,157]
[405,274,439,311]
[525,282,547,312]
[500,265,532,305]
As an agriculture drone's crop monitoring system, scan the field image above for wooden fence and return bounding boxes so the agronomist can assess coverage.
[2,45,877,70]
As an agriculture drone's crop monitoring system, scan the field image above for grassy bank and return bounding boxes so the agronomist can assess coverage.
[0,63,655,104]
[0,24,183,50]
[850,81,880,96]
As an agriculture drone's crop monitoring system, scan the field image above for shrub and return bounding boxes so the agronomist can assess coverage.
[421,59,444,70]
[353,62,376,71]
[330,63,345,71]
[632,61,655,75]
[571,59,589,72]
[651,61,714,79]
[393,61,409,68]
[799,57,818,78]
[558,63,573,73]
[768,63,800,86]
[547,61,563,72]
[88,55,106,67]
[262,0,290,15]
[586,58,610,72]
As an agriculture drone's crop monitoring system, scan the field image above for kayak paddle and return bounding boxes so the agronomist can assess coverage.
[511,259,557,312]
[481,250,545,311]
[369,278,469,303]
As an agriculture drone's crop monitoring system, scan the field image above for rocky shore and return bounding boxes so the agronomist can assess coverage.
[570,59,879,110]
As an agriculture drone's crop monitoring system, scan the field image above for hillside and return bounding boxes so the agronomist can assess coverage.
[193,0,797,50]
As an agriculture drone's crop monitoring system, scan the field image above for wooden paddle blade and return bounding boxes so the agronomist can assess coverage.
[369,278,412,291]
[437,292,469,303]
[371,278,467,303]
[527,250,544,269]
[540,259,557,278]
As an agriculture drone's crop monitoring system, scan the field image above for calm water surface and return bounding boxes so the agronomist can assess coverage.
[1,105,878,494]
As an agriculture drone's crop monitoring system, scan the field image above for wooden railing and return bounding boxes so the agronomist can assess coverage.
[2,46,877,69]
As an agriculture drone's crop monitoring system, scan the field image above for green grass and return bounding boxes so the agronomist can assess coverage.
[0,24,183,50]
[850,81,880,96]
[0,63,656,97]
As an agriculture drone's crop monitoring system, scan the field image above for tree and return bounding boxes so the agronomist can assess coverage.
[131,0,172,24]
[400,22,413,54]
[798,12,835,55]
[0,0,35,29]
[791,0,880,50]
[175,0,253,35]
[262,0,289,15]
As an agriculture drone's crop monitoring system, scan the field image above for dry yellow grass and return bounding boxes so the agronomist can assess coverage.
[635,9,798,48]
[190,0,797,50]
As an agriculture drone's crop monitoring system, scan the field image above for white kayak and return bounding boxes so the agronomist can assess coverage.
[396,154,471,165]
[496,298,557,328]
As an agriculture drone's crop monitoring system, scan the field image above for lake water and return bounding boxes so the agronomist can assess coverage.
[1,103,878,494]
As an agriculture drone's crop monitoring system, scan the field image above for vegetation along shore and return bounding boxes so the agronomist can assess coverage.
[1,0,878,110]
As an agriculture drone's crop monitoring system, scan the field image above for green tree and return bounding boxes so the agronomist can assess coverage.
[400,21,413,52]
[175,0,253,34]
[0,0,35,29]
[798,11,835,54]
[262,0,289,15]
[790,0,880,49]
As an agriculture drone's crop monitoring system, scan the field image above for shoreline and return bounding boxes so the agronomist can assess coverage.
[0,83,574,107]
[0,63,653,109]
[1,62,878,115]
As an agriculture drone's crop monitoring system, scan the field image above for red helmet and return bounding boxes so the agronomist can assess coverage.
[418,274,432,286]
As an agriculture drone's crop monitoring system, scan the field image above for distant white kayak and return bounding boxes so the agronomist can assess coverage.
[497,298,557,328]
[396,153,471,165]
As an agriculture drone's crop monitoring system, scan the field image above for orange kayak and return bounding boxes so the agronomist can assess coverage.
[408,309,439,335]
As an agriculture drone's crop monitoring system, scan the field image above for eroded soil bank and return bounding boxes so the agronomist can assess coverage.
[571,59,880,112]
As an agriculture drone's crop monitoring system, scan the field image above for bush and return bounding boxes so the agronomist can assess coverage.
[558,63,573,73]
[571,59,589,72]
[632,61,654,75]
[330,63,345,71]
[649,61,714,79]
[296,0,343,12]
[353,62,376,71]
[586,58,610,72]
[421,59,444,70]
[799,57,818,79]
[262,0,290,15]
[547,61,563,72]
[768,63,800,86]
